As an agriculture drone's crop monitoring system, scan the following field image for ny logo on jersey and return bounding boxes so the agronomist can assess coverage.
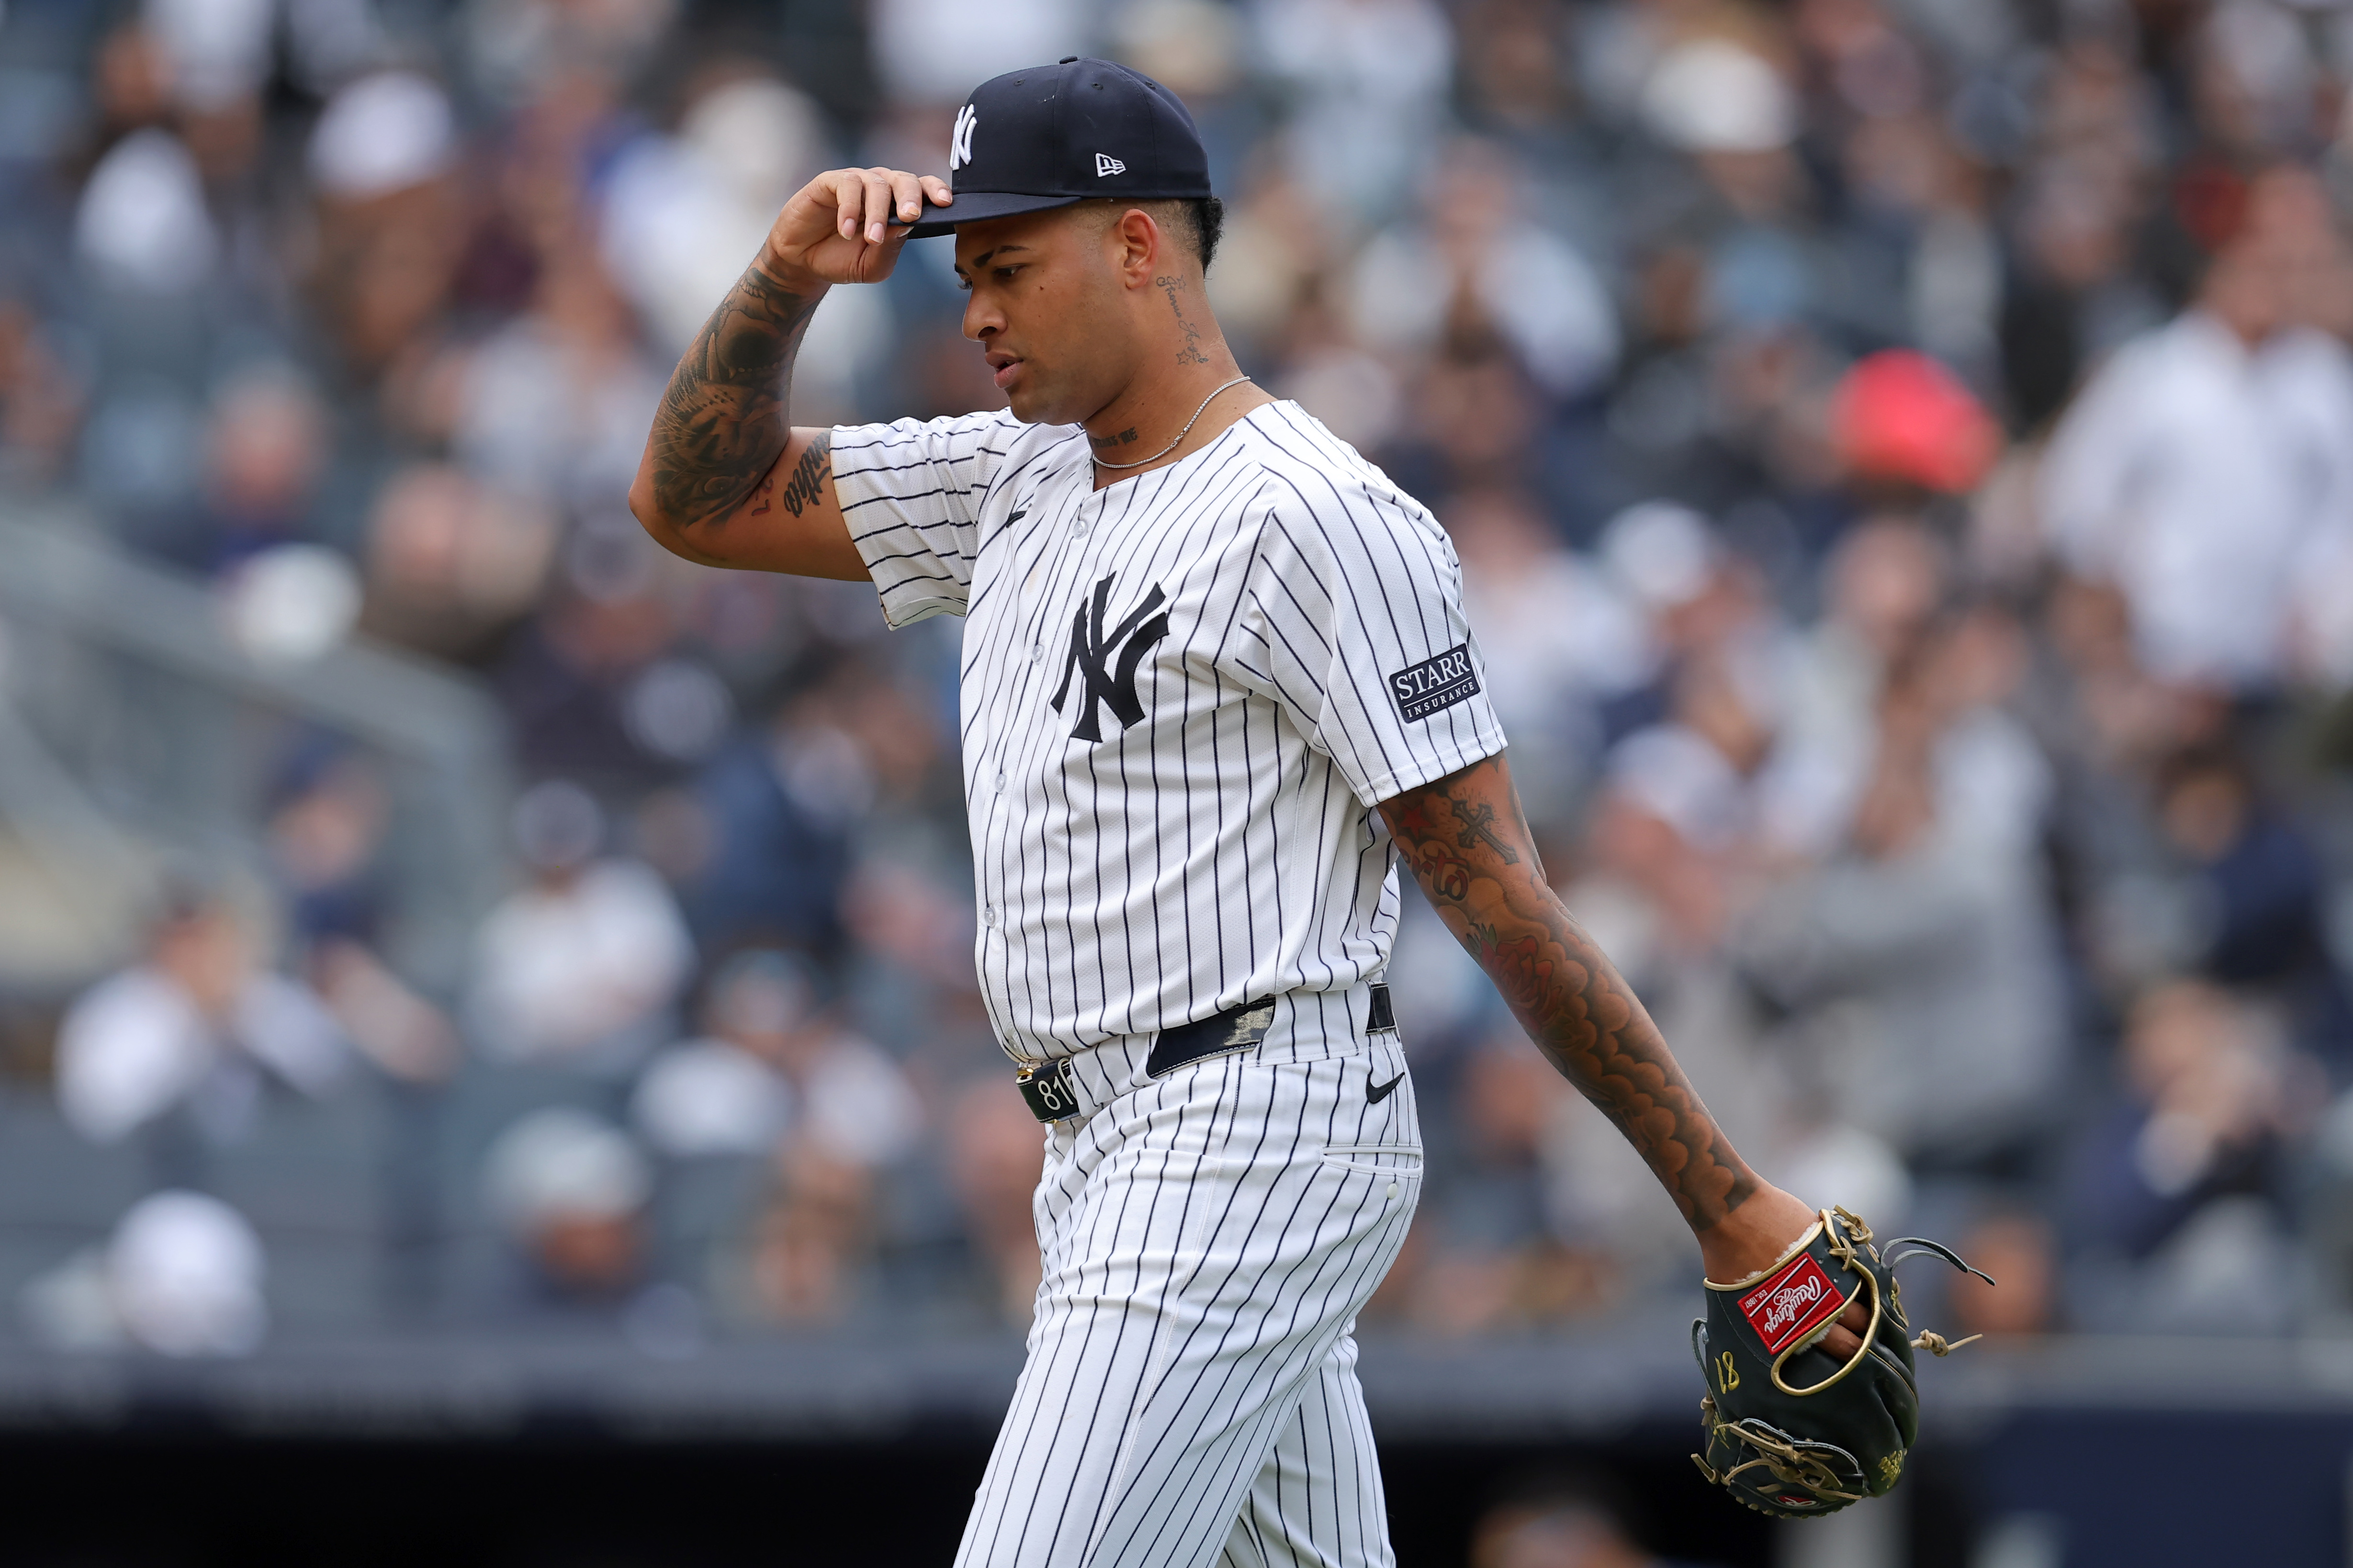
[1050,574,1170,742]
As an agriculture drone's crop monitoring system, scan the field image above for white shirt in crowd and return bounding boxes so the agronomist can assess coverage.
[57,966,345,1143]
[2039,310,2353,688]
[631,1032,922,1169]
[467,857,695,1064]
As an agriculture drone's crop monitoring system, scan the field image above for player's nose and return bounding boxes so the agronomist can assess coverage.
[962,291,1002,344]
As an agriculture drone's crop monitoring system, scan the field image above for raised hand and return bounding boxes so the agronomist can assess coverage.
[761,166,954,289]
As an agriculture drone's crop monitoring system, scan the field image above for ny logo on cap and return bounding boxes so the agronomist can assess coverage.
[951,104,978,171]
[1051,574,1169,742]
[1094,153,1126,178]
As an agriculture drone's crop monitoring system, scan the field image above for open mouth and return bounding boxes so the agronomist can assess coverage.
[986,350,1023,392]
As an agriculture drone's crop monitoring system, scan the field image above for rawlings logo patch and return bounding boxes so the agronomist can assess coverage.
[1737,1253,1847,1355]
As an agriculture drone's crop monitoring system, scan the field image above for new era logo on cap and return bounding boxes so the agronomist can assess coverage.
[1095,153,1126,177]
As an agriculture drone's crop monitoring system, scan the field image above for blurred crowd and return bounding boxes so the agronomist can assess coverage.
[7,0,2353,1361]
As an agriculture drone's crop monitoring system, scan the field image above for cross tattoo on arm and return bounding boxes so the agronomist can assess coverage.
[1451,798,1519,864]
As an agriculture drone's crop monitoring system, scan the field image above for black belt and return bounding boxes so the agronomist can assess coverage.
[1016,985,1395,1123]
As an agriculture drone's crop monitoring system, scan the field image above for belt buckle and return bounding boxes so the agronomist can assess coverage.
[1016,1057,1081,1122]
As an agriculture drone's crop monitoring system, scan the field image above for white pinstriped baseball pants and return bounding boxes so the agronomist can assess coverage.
[956,987,1422,1568]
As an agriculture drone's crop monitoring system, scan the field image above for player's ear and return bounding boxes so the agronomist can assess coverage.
[1113,206,1160,286]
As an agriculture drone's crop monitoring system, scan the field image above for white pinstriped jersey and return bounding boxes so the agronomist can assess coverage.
[833,400,1506,1060]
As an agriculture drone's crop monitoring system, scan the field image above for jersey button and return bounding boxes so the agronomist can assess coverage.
[1029,642,1044,662]
[984,904,999,927]
[993,768,1006,792]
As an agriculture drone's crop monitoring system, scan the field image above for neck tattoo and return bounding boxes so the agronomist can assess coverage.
[1090,376,1254,470]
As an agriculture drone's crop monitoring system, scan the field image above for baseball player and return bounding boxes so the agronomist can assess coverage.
[631,58,1868,1568]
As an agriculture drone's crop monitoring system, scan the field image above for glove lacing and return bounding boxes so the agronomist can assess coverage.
[1769,1209,1998,1396]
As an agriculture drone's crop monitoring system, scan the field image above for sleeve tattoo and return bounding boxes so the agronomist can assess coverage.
[645,260,822,531]
[1378,754,1763,1234]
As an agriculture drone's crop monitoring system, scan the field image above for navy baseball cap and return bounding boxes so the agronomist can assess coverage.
[901,57,1211,239]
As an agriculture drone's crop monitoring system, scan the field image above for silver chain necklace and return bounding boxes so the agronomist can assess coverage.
[1089,375,1254,470]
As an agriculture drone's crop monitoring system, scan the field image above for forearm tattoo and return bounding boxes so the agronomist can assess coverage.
[1379,755,1762,1234]
[646,259,822,530]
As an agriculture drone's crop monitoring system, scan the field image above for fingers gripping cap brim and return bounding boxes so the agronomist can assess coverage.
[900,190,1082,238]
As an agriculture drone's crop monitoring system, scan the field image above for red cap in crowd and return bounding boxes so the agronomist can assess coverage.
[1833,349,2000,494]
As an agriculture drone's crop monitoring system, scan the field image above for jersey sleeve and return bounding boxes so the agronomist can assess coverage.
[830,410,1021,627]
[1238,478,1508,807]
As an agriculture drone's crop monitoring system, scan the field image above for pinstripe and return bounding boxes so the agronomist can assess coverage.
[833,403,1502,1056]
[1088,1056,1390,1567]
[833,403,1484,1567]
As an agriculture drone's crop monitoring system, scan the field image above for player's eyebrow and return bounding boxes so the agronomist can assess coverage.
[957,243,1035,278]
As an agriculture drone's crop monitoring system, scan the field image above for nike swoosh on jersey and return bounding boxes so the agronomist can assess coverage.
[1366,1072,1404,1104]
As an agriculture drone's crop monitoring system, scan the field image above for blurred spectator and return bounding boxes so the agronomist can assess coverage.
[1444,488,1650,835]
[2039,166,2353,691]
[1414,1034,1616,1335]
[357,463,559,665]
[146,0,384,107]
[1256,0,1455,228]
[22,1190,270,1357]
[305,72,467,382]
[74,125,218,299]
[633,1035,790,1164]
[943,1074,1047,1324]
[869,0,1088,108]
[600,69,891,424]
[267,752,461,1083]
[56,891,348,1154]
[106,1189,270,1355]
[679,951,921,1322]
[483,1106,651,1303]
[2152,744,2341,1021]
[0,300,85,489]
[155,365,328,573]
[494,515,732,789]
[1380,329,1551,507]
[466,779,693,1070]
[2065,979,2306,1333]
[678,655,910,961]
[1351,139,1620,401]
[452,252,665,514]
[603,72,827,356]
[1469,1469,1711,1568]
[1740,600,2065,1173]
[465,0,675,106]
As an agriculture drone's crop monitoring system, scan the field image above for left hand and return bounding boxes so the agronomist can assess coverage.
[1699,1183,1873,1361]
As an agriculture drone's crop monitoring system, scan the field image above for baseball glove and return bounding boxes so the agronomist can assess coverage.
[1689,1206,1992,1519]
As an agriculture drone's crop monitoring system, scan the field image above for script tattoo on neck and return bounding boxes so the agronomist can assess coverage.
[646,259,821,531]
[1378,755,1762,1235]
[1090,427,1139,451]
[1154,273,1212,366]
